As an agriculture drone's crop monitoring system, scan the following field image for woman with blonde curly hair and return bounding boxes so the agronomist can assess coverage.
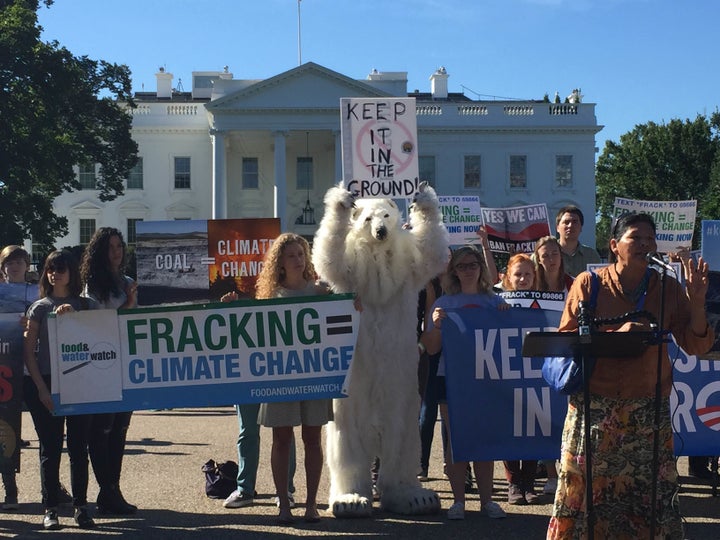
[256,233,332,524]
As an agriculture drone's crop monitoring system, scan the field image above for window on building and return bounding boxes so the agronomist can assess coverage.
[509,155,527,188]
[296,157,313,190]
[555,155,573,188]
[127,218,142,246]
[79,219,96,245]
[464,155,481,189]
[78,163,97,190]
[174,157,191,189]
[419,156,436,187]
[127,157,144,189]
[242,157,259,189]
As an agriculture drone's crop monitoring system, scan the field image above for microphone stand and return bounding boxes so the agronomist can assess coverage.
[577,301,597,540]
[650,265,669,540]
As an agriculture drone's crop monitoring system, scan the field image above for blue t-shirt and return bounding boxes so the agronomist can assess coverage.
[430,292,505,375]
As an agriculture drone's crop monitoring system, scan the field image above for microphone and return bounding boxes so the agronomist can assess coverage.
[645,252,676,275]
[578,300,593,342]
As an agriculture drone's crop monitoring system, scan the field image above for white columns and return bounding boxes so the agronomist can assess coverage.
[333,130,343,184]
[272,130,289,230]
[210,129,226,219]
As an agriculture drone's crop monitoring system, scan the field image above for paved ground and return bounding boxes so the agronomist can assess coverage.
[3,407,719,539]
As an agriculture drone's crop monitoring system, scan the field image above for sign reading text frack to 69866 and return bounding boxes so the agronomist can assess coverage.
[340,97,418,198]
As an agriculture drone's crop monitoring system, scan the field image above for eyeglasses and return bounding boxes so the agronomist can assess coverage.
[455,262,481,272]
[47,266,68,274]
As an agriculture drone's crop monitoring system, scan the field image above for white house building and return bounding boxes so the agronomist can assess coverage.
[50,62,602,249]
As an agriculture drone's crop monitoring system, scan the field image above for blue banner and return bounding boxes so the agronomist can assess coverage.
[443,307,564,461]
[443,307,720,461]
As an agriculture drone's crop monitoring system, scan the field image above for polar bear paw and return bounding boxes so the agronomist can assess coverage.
[331,493,372,518]
[380,486,441,515]
[410,181,439,211]
[324,184,355,211]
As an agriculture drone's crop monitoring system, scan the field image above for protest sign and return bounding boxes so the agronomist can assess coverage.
[701,220,720,271]
[443,307,565,461]
[497,290,567,312]
[0,313,23,474]
[481,204,551,253]
[136,218,280,305]
[340,97,419,198]
[48,295,358,415]
[443,307,720,461]
[0,282,37,475]
[438,195,482,246]
[613,197,696,253]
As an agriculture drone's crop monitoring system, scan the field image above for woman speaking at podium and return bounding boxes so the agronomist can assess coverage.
[547,213,714,540]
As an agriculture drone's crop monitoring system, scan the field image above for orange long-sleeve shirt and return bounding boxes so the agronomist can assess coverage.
[559,264,714,399]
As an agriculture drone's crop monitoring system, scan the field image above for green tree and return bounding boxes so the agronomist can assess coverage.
[0,0,137,251]
[595,113,720,255]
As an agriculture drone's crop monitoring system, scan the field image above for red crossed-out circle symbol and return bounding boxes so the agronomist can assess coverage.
[353,120,415,176]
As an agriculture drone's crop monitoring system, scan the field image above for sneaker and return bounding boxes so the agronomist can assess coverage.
[507,483,526,505]
[447,502,465,520]
[223,490,254,509]
[74,506,96,529]
[417,468,429,482]
[43,508,61,530]
[480,500,506,519]
[524,488,539,505]
[2,498,19,511]
[273,492,296,509]
[543,477,558,495]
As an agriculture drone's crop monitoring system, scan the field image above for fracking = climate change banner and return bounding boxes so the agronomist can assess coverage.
[48,294,359,415]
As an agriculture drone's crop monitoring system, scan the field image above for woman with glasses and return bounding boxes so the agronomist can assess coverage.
[421,245,509,521]
[23,250,98,530]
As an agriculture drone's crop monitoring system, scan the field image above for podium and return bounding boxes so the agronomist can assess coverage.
[522,330,655,540]
[522,330,656,358]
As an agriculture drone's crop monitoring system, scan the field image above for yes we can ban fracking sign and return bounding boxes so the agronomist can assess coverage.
[340,97,419,198]
[48,295,359,414]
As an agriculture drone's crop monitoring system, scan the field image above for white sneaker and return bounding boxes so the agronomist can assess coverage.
[223,490,254,508]
[480,500,506,519]
[274,492,295,509]
[543,477,558,495]
[447,502,465,520]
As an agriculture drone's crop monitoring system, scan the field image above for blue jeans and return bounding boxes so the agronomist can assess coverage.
[235,404,295,495]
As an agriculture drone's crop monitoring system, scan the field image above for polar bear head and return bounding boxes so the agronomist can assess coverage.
[350,198,402,242]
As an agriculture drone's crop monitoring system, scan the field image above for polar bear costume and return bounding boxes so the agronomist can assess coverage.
[312,182,449,517]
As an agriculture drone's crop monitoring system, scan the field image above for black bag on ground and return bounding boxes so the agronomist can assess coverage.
[202,459,238,499]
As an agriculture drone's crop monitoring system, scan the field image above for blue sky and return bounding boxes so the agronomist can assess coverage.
[38,0,719,154]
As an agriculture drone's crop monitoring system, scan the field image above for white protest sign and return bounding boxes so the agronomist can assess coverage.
[613,197,696,253]
[340,97,419,198]
[439,195,482,246]
[49,309,123,405]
